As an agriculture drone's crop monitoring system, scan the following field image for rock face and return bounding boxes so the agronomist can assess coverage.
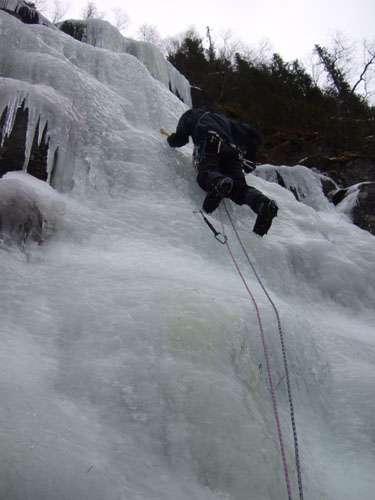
[58,20,86,42]
[0,0,54,27]
[0,172,63,248]
[0,177,44,247]
[351,183,375,235]
[255,130,375,235]
[254,163,375,236]
[300,153,375,235]
[301,152,375,187]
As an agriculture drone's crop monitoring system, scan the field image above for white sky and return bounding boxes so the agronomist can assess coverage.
[63,0,374,62]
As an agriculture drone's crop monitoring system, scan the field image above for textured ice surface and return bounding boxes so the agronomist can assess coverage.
[0,9,374,500]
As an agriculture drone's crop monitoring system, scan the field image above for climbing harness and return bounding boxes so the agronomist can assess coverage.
[193,132,252,177]
[161,125,253,174]
[193,110,211,139]
[193,131,242,171]
[207,130,240,155]
[197,203,304,500]
[193,140,206,167]
[241,158,256,173]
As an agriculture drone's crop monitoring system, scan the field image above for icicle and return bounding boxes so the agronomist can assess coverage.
[0,90,26,147]
[37,116,48,147]
[46,142,57,183]
[122,37,192,106]
[23,105,40,172]
[0,89,47,173]
[0,0,22,12]
[0,78,78,186]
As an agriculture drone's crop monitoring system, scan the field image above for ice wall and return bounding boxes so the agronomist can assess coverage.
[0,0,191,107]
[0,9,188,191]
[58,18,192,106]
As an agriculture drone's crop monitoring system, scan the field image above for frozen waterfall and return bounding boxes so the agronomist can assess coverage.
[0,8,374,500]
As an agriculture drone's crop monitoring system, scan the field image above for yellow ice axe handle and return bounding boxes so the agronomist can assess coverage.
[160,128,170,137]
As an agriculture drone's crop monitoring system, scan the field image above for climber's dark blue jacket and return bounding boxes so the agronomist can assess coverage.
[167,106,261,161]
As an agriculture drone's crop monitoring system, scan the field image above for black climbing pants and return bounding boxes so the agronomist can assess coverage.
[196,135,269,214]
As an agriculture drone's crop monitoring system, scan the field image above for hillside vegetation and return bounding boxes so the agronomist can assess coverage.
[167,34,375,169]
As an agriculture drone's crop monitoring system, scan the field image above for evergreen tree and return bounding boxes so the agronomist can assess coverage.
[168,33,374,160]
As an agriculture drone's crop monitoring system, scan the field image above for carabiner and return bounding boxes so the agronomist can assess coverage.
[215,232,227,244]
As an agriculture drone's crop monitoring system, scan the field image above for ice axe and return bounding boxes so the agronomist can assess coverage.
[160,128,170,137]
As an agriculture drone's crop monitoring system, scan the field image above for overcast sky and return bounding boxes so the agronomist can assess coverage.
[63,0,374,62]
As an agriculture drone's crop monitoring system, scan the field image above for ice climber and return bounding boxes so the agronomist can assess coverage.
[166,106,278,236]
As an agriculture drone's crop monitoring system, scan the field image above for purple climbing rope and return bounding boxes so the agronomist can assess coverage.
[222,201,304,500]
[217,206,293,500]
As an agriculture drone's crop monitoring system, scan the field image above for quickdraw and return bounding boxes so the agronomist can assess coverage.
[193,210,227,244]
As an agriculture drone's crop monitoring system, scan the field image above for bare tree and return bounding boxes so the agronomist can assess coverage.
[205,28,272,66]
[47,0,70,23]
[206,26,215,62]
[251,38,274,65]
[351,40,375,101]
[136,24,163,48]
[164,26,200,57]
[314,32,375,105]
[215,29,241,61]
[26,0,48,11]
[81,1,103,19]
[112,7,130,32]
